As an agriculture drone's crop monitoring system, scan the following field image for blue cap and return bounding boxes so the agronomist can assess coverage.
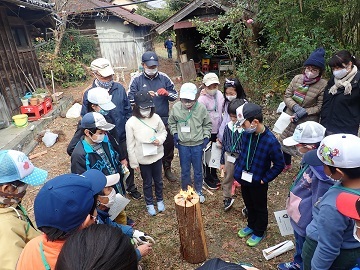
[141,51,159,66]
[0,150,47,185]
[304,47,325,70]
[34,169,107,232]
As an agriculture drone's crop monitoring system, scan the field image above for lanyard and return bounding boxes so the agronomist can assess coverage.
[246,133,261,171]
[230,124,242,153]
[40,241,51,270]
[330,185,360,196]
[136,117,157,133]
[179,102,198,124]
[207,94,218,112]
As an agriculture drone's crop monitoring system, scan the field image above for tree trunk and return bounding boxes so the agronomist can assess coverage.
[53,14,68,56]
[174,192,208,264]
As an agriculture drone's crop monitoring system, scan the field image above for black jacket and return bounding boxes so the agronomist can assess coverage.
[320,71,360,135]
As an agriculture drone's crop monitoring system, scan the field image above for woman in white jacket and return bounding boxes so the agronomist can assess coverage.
[125,91,167,216]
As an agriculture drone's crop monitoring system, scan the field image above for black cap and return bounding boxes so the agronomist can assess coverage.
[134,91,155,109]
[142,51,159,66]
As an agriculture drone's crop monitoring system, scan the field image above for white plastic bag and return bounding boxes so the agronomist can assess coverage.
[276,101,286,114]
[42,131,58,147]
[273,112,291,134]
[66,103,82,118]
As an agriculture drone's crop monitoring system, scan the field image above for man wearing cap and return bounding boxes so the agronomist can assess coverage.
[234,103,284,247]
[301,134,360,270]
[0,150,48,270]
[82,58,141,200]
[277,121,335,270]
[128,51,178,182]
[16,169,106,270]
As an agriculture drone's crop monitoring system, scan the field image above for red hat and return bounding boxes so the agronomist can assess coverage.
[336,192,360,220]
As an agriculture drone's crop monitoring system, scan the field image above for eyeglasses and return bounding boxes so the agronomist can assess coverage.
[305,66,320,72]
[11,180,26,189]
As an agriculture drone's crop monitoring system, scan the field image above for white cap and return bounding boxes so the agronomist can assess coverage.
[87,87,116,111]
[202,73,220,86]
[90,58,115,77]
[179,83,198,100]
[283,121,326,146]
[81,112,115,131]
[304,134,360,168]
[105,173,120,187]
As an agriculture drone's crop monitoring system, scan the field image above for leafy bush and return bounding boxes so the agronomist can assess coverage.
[36,28,96,87]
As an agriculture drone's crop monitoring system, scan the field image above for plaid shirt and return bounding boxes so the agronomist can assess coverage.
[234,127,284,185]
[220,123,242,164]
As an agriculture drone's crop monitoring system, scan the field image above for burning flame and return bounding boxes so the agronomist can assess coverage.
[179,186,195,201]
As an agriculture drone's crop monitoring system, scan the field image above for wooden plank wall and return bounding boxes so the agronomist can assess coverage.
[0,7,46,117]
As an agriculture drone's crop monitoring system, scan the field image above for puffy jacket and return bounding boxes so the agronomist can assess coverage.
[320,71,360,135]
[81,81,132,142]
[198,90,224,134]
[128,72,178,124]
[168,101,212,146]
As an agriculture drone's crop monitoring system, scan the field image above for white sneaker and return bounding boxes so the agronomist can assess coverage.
[197,191,206,203]
[146,205,156,216]
[157,201,165,212]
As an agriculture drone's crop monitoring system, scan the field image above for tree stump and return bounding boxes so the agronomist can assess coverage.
[174,191,208,264]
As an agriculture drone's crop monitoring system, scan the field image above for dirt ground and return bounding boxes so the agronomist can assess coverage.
[21,49,300,269]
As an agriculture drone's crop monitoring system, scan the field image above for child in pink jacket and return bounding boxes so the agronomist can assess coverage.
[198,73,224,190]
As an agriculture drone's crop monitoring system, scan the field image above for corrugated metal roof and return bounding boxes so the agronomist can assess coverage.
[65,0,157,26]
[0,0,54,11]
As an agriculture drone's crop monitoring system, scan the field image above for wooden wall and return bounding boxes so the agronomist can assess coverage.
[0,7,45,118]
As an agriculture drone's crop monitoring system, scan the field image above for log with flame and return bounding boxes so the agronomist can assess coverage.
[175,186,199,207]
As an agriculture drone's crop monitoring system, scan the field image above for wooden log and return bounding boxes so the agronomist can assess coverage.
[174,192,208,264]
[29,150,47,160]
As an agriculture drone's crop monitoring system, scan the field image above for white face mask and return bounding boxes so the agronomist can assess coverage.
[140,108,151,118]
[305,71,319,79]
[145,68,158,76]
[226,95,236,101]
[353,223,360,242]
[99,188,116,208]
[207,89,217,96]
[90,133,105,144]
[333,68,348,79]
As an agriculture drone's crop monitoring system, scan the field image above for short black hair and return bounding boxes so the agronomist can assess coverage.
[55,224,138,270]
[132,104,155,118]
[247,113,263,124]
[328,50,360,69]
[82,127,98,135]
[223,78,246,99]
[328,165,360,180]
[228,98,246,115]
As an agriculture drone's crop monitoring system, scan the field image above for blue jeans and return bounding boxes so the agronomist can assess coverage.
[293,230,305,269]
[139,159,163,205]
[167,48,172,58]
[178,144,203,193]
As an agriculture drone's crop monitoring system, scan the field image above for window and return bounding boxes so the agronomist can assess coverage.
[11,27,29,48]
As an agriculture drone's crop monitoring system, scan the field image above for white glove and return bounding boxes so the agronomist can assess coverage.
[132,229,155,246]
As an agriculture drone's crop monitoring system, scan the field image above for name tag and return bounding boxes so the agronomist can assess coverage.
[181,126,190,133]
[241,170,253,183]
[227,155,236,163]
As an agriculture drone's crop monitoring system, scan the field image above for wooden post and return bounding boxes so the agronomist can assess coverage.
[174,190,208,264]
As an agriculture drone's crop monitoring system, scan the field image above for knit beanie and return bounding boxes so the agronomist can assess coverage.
[303,48,325,70]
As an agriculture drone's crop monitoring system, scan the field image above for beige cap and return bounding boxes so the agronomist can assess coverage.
[90,58,114,77]
[203,73,220,86]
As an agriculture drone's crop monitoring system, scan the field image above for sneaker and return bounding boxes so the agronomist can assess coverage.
[146,205,156,216]
[203,178,218,190]
[277,262,301,270]
[157,200,165,212]
[165,168,177,182]
[126,217,136,227]
[197,191,205,203]
[237,226,253,238]
[128,190,142,200]
[246,234,264,247]
[224,197,235,211]
[282,164,292,173]
[241,207,248,218]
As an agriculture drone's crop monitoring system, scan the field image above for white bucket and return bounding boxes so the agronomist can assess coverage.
[273,112,291,134]
[21,98,29,106]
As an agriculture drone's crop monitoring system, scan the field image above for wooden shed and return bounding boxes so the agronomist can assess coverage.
[153,0,231,77]
[0,0,54,124]
[65,0,157,71]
